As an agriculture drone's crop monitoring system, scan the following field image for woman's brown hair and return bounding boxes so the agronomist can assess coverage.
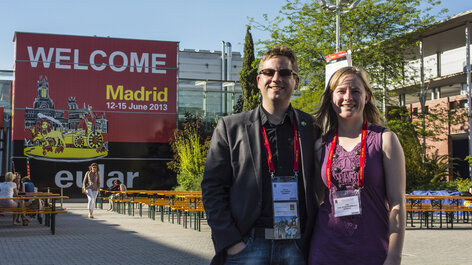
[314,66,382,135]
[89,163,99,171]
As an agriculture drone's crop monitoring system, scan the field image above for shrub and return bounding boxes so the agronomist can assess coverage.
[168,114,211,191]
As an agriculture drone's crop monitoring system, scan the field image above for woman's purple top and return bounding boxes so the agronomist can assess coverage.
[309,124,389,265]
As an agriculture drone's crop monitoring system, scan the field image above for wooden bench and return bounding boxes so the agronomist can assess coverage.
[96,196,109,209]
[132,197,169,221]
[0,195,68,234]
[406,202,472,229]
[0,205,68,234]
[101,190,206,231]
[168,197,205,231]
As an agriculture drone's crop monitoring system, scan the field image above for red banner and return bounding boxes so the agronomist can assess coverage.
[13,32,178,144]
[13,32,178,161]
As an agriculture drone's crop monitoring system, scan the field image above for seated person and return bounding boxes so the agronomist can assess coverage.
[21,176,35,193]
[107,180,127,211]
[0,172,30,226]
[13,172,22,192]
[20,176,44,223]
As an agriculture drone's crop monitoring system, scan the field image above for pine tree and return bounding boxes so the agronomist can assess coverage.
[240,26,260,111]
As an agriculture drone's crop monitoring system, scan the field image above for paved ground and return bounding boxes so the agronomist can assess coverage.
[0,201,471,265]
[0,201,214,265]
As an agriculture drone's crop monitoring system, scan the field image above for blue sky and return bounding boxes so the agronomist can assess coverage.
[0,0,471,70]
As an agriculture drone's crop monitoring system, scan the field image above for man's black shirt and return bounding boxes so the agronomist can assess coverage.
[255,105,307,234]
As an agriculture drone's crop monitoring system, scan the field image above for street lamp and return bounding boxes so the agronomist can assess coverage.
[222,82,236,114]
[466,21,472,180]
[317,0,362,52]
[195,81,208,118]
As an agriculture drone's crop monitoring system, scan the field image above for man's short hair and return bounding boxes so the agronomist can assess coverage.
[258,45,298,73]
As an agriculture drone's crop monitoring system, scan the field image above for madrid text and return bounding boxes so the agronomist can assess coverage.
[106,85,168,111]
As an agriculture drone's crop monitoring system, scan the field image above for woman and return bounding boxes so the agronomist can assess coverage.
[309,66,406,265]
[82,162,101,218]
[13,172,22,192]
[107,179,127,211]
[0,172,29,226]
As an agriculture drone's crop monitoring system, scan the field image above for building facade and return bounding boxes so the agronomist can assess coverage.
[392,10,472,179]
[178,47,243,129]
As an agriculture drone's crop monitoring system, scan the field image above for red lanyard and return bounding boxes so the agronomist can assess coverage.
[326,121,368,189]
[261,119,300,177]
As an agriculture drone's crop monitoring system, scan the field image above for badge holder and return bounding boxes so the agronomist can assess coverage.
[331,188,362,218]
[326,120,367,218]
[271,175,301,240]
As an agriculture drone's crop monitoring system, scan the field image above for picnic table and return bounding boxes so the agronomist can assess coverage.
[405,194,472,228]
[98,190,204,230]
[0,192,69,234]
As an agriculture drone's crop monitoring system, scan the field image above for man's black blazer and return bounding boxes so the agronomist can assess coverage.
[201,106,321,265]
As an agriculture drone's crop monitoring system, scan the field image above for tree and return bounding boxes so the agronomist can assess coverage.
[387,107,428,189]
[233,95,244,113]
[167,113,210,191]
[387,104,467,190]
[240,26,260,111]
[251,0,446,113]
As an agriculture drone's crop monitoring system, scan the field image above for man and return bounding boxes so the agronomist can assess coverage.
[202,45,322,264]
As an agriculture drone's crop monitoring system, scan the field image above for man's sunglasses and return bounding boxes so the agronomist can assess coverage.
[258,69,297,77]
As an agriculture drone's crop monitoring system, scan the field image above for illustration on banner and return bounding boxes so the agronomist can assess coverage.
[23,76,108,161]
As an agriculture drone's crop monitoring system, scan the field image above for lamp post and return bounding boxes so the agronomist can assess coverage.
[220,41,232,115]
[223,82,236,114]
[317,0,362,52]
[466,21,472,180]
[195,81,208,118]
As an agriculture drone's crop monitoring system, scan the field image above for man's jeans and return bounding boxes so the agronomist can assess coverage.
[224,236,305,265]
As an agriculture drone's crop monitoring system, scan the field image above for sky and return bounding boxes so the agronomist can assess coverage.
[0,0,471,70]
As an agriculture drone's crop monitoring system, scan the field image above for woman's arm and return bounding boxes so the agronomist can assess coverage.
[82,171,89,189]
[97,173,101,189]
[382,130,406,265]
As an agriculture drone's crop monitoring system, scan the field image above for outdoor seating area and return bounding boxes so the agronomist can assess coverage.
[405,193,472,229]
[97,189,204,231]
[0,191,69,234]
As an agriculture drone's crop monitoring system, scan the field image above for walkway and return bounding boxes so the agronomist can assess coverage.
[0,202,213,265]
[0,202,471,264]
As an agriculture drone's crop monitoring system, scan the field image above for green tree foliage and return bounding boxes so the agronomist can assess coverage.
[292,89,323,114]
[424,152,460,183]
[411,178,472,193]
[251,0,445,112]
[388,107,466,191]
[387,107,428,189]
[466,156,472,166]
[168,113,210,191]
[240,26,260,111]
[233,95,244,114]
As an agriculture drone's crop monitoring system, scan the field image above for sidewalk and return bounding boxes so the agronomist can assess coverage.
[0,202,214,265]
[0,202,471,265]
[403,221,472,265]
